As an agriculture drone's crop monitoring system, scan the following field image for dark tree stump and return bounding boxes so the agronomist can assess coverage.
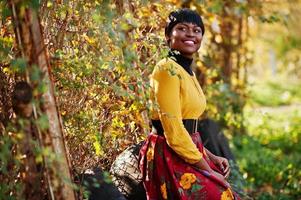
[81,168,126,200]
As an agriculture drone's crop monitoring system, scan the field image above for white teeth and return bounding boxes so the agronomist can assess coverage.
[184,41,194,45]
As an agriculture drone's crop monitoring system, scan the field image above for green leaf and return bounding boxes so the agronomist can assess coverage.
[36,114,49,131]
[191,183,202,193]
[1,6,11,20]
[30,65,41,81]
[29,0,40,10]
[102,171,112,184]
[37,82,47,94]
[11,58,27,74]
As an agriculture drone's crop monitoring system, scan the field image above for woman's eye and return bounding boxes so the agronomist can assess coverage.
[178,27,186,31]
[194,29,202,33]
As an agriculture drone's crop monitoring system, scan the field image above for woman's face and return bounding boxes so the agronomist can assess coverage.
[167,22,203,58]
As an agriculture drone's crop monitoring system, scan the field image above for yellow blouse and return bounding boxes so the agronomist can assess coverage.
[151,57,207,164]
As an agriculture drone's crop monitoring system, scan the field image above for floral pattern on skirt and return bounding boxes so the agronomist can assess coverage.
[139,132,240,200]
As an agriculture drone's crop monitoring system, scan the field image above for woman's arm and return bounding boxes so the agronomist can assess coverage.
[152,62,202,164]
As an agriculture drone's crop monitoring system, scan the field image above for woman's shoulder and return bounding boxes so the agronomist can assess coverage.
[151,58,183,81]
[153,57,182,75]
[156,57,179,67]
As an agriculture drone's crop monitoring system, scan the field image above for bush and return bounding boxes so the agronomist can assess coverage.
[232,109,301,198]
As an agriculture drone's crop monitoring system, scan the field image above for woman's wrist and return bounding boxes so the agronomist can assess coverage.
[194,159,213,173]
[209,154,218,164]
[205,148,216,162]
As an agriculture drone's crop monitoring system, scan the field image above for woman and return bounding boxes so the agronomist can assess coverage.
[139,9,240,200]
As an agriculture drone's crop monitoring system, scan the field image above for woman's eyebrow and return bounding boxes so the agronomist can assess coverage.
[177,23,189,27]
[178,23,200,28]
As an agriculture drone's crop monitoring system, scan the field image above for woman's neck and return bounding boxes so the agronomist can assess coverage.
[168,50,193,75]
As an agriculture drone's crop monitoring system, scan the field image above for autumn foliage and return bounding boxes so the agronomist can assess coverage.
[1,0,301,199]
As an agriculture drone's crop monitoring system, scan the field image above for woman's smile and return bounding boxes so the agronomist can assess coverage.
[183,40,196,45]
[167,22,203,58]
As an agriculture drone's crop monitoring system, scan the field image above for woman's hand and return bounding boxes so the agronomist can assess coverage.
[210,155,230,178]
[192,156,231,188]
[203,148,231,178]
[211,170,231,188]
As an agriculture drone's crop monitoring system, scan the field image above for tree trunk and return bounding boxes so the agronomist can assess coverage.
[8,1,76,199]
[220,1,233,85]
[220,20,233,84]
[0,65,11,127]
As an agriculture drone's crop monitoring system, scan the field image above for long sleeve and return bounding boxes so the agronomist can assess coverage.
[151,62,203,164]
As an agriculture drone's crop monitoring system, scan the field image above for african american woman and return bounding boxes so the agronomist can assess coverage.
[139,8,240,200]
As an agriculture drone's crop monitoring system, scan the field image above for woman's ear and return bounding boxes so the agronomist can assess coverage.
[165,35,171,46]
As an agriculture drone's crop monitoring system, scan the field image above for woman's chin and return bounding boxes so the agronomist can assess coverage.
[179,49,198,57]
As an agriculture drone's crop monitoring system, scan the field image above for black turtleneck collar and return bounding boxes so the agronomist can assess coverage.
[168,50,193,76]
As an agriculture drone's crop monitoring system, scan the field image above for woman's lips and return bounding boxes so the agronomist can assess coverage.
[183,40,195,45]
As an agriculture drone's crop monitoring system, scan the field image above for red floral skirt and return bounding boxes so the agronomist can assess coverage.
[139,132,240,200]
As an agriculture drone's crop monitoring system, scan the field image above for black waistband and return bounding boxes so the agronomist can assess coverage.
[151,119,198,136]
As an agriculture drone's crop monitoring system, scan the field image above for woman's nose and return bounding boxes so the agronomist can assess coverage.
[185,29,195,37]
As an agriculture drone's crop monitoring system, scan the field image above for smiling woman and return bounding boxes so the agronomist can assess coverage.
[167,22,203,58]
[139,9,241,200]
